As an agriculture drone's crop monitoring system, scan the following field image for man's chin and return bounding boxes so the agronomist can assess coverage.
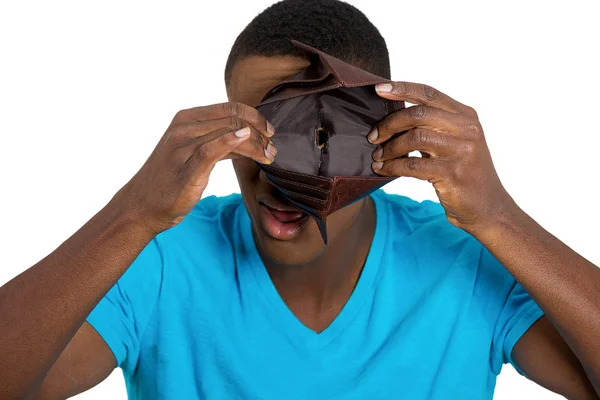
[255,219,327,265]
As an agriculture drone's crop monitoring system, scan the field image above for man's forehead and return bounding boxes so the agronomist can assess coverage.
[227,55,310,107]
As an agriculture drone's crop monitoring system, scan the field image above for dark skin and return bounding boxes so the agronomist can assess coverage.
[369,81,600,398]
[0,54,597,400]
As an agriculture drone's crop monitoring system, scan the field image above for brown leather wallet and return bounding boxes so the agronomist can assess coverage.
[256,40,405,244]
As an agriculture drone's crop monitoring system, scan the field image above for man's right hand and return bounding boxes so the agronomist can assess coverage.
[118,102,276,234]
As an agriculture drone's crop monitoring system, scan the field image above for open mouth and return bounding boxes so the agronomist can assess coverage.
[258,200,310,240]
[260,202,307,222]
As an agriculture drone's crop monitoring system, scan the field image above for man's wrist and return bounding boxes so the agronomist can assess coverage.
[99,191,158,243]
[469,200,530,246]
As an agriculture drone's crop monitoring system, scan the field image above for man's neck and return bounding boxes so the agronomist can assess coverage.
[263,196,377,332]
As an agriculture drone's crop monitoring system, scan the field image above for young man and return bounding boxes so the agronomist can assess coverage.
[1,0,599,399]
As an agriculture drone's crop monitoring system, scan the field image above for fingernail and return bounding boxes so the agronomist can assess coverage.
[368,128,379,143]
[372,161,384,171]
[266,121,275,136]
[373,147,383,160]
[265,142,277,159]
[235,127,251,138]
[375,83,393,93]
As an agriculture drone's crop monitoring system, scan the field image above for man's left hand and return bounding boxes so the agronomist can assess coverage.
[370,81,516,234]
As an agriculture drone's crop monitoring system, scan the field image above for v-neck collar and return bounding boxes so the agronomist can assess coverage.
[236,191,388,349]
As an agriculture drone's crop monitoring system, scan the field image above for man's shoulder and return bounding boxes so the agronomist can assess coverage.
[374,190,475,253]
[376,190,444,219]
[375,190,454,232]
[376,190,513,282]
[189,193,244,220]
[155,193,243,248]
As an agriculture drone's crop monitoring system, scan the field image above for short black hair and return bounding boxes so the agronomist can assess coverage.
[225,0,390,84]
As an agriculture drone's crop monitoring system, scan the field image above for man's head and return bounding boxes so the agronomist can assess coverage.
[225,0,390,264]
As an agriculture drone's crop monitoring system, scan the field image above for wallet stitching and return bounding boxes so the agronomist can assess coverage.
[335,176,395,181]
[268,175,329,195]
[341,80,391,88]
[265,166,393,182]
[325,181,334,212]
[262,164,332,184]
[279,188,328,205]
[264,165,393,182]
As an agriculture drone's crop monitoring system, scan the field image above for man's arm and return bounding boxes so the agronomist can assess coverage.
[0,202,154,399]
[477,206,600,399]
[33,322,116,400]
[513,317,597,399]
[0,102,274,399]
[369,81,599,399]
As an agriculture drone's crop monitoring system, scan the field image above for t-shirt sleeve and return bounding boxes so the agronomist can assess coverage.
[86,237,164,374]
[483,249,545,376]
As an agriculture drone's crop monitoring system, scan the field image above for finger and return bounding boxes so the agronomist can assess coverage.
[175,102,274,138]
[186,127,252,179]
[372,128,466,161]
[176,118,275,164]
[200,125,275,164]
[372,156,447,182]
[368,105,478,144]
[176,116,264,141]
[374,81,474,115]
[231,132,276,164]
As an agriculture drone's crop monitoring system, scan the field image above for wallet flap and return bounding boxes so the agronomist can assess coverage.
[260,163,333,189]
[328,176,395,215]
[259,40,392,106]
[277,187,328,212]
[265,173,329,201]
[292,40,391,88]
[254,40,403,245]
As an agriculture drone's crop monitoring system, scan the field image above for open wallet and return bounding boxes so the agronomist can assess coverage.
[256,40,405,244]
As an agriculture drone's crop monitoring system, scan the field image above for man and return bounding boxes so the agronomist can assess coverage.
[0,0,599,399]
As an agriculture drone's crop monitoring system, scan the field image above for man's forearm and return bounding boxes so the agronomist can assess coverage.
[475,206,600,392]
[0,195,155,399]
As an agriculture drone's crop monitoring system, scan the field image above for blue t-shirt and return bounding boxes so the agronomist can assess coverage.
[86,190,543,399]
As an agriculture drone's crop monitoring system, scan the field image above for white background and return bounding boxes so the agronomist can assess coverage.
[1,0,598,399]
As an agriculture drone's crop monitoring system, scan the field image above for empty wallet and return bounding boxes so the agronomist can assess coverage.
[256,40,405,244]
